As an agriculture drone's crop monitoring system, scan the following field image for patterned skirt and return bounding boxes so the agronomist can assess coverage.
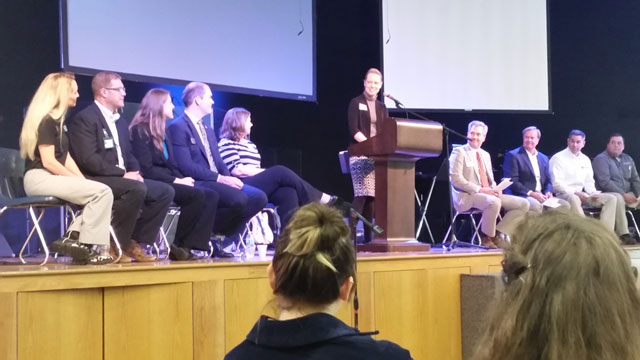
[349,156,375,197]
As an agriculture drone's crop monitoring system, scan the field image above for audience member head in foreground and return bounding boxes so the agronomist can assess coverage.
[474,211,640,360]
[225,203,412,360]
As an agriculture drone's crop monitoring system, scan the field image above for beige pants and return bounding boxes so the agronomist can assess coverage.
[24,169,113,245]
[526,196,571,214]
[557,192,629,235]
[462,193,530,237]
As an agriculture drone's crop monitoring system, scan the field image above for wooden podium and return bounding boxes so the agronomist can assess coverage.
[348,118,442,252]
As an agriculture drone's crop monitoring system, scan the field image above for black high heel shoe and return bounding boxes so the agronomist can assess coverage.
[328,196,353,217]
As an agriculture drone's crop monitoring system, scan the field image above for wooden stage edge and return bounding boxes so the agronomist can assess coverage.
[2,247,637,360]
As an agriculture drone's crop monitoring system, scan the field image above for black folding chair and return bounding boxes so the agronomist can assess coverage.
[0,147,73,265]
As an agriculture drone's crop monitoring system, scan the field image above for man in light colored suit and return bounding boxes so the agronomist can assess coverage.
[449,120,530,248]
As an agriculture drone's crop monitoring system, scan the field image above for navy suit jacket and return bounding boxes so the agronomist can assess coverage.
[166,113,229,181]
[130,127,184,184]
[503,146,552,196]
[68,102,140,177]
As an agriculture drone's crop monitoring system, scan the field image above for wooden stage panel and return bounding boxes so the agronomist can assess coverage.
[18,288,103,360]
[224,277,273,351]
[193,280,224,360]
[0,292,17,360]
[104,283,193,360]
[0,250,504,360]
[425,266,472,360]
[374,269,429,359]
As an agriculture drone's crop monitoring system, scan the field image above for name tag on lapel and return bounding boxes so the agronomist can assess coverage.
[358,103,367,111]
[103,129,114,149]
[190,137,197,145]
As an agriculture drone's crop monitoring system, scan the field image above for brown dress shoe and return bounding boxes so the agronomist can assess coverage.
[123,242,155,262]
[109,246,132,263]
[481,235,498,249]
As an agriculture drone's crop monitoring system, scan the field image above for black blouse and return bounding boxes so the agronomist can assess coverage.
[25,116,69,172]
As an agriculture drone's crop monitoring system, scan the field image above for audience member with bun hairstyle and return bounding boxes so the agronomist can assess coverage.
[225,203,412,360]
[474,211,640,360]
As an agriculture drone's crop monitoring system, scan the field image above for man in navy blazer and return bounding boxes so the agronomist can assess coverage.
[167,82,267,248]
[503,126,569,213]
[68,72,174,262]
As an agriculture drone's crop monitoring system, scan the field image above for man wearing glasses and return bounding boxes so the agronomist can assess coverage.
[68,71,174,262]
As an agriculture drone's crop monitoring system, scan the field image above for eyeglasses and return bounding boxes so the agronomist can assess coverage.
[105,87,126,93]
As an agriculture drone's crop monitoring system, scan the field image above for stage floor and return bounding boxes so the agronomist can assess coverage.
[0,244,501,269]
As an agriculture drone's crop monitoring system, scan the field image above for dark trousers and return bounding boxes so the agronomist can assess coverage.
[171,184,218,251]
[195,181,267,236]
[243,165,323,226]
[351,196,374,243]
[89,176,174,246]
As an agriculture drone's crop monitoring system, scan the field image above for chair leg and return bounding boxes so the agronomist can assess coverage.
[415,185,436,243]
[20,207,50,266]
[157,207,180,260]
[18,221,39,264]
[627,210,640,238]
[110,226,123,263]
[156,230,170,260]
[442,212,459,245]
[152,243,161,260]
[470,214,482,245]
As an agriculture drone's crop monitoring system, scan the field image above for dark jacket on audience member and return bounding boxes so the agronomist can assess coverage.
[224,313,412,360]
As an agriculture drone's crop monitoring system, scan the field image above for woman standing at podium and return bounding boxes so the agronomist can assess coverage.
[347,68,389,243]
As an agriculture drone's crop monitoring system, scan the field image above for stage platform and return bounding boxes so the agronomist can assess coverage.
[0,247,506,360]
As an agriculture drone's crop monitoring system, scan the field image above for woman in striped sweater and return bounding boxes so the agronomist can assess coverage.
[219,107,348,226]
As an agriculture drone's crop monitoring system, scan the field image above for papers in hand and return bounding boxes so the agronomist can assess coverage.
[495,178,513,192]
[542,197,562,208]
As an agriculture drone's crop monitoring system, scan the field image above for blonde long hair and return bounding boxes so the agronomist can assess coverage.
[19,72,76,160]
[474,211,640,360]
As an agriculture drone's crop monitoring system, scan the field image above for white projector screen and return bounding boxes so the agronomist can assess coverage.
[61,0,315,101]
[381,0,550,112]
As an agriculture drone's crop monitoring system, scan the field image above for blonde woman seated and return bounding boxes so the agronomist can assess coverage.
[218,107,349,226]
[19,72,113,264]
[225,203,411,359]
[474,211,640,360]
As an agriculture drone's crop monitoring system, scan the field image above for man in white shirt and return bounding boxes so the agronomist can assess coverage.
[549,130,633,244]
[449,120,530,248]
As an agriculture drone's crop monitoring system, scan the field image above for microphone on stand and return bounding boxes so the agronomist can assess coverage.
[384,93,405,108]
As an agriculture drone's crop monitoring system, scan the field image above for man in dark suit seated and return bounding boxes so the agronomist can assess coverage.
[68,72,174,262]
[503,126,569,213]
[167,82,267,255]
